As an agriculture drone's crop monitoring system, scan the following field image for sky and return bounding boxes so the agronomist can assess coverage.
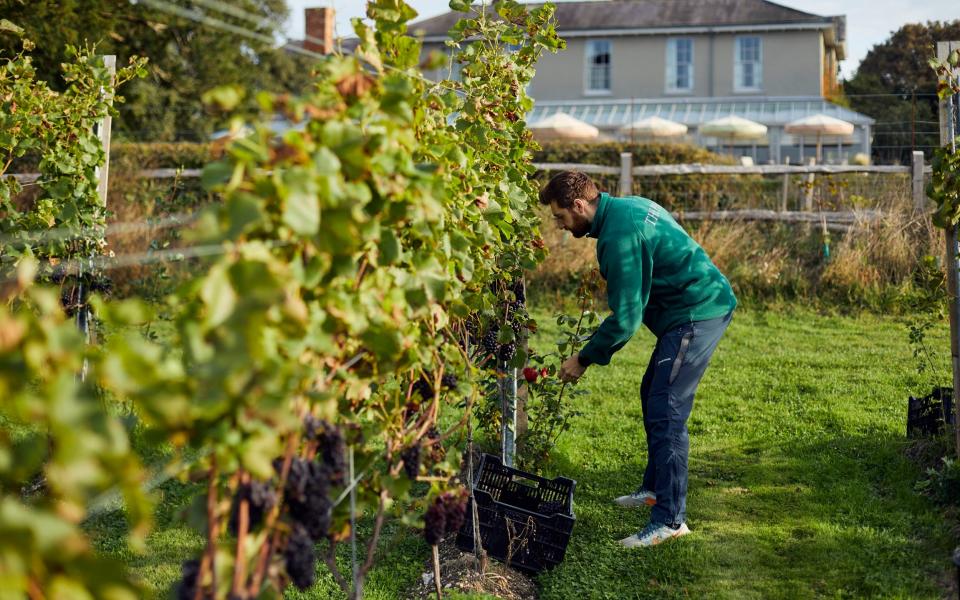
[282,0,959,80]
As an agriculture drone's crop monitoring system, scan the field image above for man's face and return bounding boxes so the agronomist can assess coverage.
[550,199,591,238]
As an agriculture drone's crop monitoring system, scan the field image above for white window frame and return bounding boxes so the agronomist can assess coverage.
[584,39,612,95]
[734,36,763,92]
[665,37,694,94]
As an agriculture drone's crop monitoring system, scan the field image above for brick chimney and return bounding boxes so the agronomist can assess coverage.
[304,7,334,54]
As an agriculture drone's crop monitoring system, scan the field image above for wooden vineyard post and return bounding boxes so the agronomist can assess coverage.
[912,151,926,212]
[96,55,115,209]
[937,40,960,458]
[619,152,633,197]
[803,157,816,212]
[780,156,790,212]
[78,55,116,380]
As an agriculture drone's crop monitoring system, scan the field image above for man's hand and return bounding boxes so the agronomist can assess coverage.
[559,353,587,383]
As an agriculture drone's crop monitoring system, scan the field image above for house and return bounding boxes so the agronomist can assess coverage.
[409,0,873,163]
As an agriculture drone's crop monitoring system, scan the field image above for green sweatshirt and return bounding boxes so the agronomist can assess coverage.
[578,193,737,367]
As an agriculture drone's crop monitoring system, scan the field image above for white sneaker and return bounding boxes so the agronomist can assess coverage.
[618,522,690,548]
[613,489,656,508]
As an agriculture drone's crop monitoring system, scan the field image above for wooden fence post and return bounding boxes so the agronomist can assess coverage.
[912,150,926,211]
[96,55,116,208]
[937,40,960,459]
[780,156,790,212]
[619,152,633,197]
[803,157,815,211]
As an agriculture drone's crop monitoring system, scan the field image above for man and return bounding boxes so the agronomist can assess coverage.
[541,171,736,548]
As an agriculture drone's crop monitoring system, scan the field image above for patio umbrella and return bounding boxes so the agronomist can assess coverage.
[619,116,688,140]
[527,111,600,142]
[784,113,854,163]
[699,115,767,157]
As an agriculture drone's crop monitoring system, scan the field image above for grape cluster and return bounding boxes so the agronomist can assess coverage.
[283,523,317,591]
[511,279,526,304]
[423,490,469,545]
[60,285,82,318]
[303,416,346,485]
[228,480,277,536]
[497,341,517,363]
[473,282,529,365]
[176,558,203,600]
[283,457,333,541]
[410,373,458,410]
[401,443,421,480]
[411,378,433,402]
[425,426,445,463]
[481,329,500,358]
[58,274,114,317]
[464,318,480,347]
[423,499,446,545]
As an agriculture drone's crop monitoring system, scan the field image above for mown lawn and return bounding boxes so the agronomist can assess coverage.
[90,306,956,598]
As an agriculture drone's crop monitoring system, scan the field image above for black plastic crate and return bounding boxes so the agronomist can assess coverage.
[907,386,955,438]
[456,453,576,574]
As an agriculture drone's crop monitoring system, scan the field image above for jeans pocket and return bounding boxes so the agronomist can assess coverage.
[668,330,694,385]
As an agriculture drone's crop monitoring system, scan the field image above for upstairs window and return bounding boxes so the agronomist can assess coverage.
[666,38,694,92]
[586,40,611,93]
[735,36,762,91]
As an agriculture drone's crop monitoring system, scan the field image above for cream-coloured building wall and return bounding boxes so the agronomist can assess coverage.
[423,29,827,100]
[710,30,823,97]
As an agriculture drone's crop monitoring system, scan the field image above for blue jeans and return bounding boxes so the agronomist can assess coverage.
[640,310,733,527]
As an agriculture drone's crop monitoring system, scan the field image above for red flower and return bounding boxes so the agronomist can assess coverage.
[540,367,548,378]
[522,367,539,383]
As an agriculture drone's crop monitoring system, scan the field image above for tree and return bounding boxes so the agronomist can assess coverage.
[845,20,960,164]
[0,0,317,141]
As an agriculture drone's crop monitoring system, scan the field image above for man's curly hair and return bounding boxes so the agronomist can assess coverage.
[538,171,599,208]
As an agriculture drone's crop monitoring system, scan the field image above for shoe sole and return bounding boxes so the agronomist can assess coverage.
[613,496,657,508]
[619,523,691,549]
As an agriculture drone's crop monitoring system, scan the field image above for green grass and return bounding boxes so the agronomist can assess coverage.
[534,307,954,600]
[88,306,956,598]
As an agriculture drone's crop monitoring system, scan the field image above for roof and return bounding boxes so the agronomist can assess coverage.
[527,97,874,131]
[410,0,837,38]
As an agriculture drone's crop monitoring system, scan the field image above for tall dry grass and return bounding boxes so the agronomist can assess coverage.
[529,172,944,312]
[106,152,215,299]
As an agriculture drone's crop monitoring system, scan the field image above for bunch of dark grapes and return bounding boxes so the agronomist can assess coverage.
[228,480,277,536]
[284,523,317,590]
[302,414,323,440]
[303,417,346,485]
[318,426,346,486]
[497,341,516,363]
[425,427,446,463]
[423,490,469,545]
[423,497,447,545]
[413,373,457,402]
[481,328,499,358]
[411,378,433,402]
[88,272,113,296]
[60,285,82,317]
[283,457,332,541]
[511,279,526,304]
[444,491,468,535]
[50,264,67,284]
[401,443,421,480]
[441,373,458,390]
[176,558,204,600]
[464,317,480,348]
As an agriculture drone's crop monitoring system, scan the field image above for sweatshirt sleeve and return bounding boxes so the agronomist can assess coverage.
[577,227,652,367]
